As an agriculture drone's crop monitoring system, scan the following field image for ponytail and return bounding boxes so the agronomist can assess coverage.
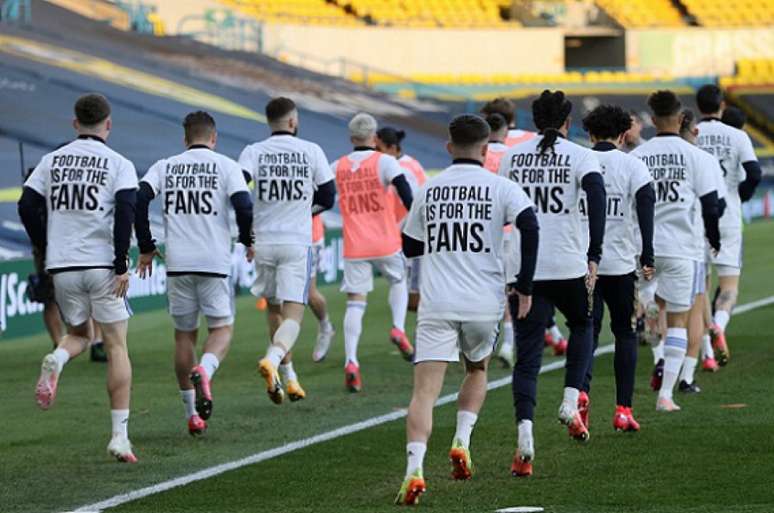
[532,90,572,155]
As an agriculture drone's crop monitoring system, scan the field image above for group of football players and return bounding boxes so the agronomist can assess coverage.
[18,85,761,505]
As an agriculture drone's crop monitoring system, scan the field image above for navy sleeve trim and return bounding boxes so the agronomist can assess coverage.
[581,172,606,264]
[114,188,136,275]
[134,182,157,254]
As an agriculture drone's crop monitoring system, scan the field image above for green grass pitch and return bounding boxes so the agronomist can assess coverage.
[2,222,773,513]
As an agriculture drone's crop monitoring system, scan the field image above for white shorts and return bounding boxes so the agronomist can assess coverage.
[407,257,422,294]
[252,244,312,304]
[167,274,234,331]
[414,318,499,364]
[712,225,743,275]
[341,252,405,294]
[53,268,131,326]
[653,257,694,313]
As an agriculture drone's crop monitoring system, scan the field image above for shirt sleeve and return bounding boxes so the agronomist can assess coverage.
[402,185,425,241]
[628,157,653,197]
[115,159,139,192]
[24,155,50,196]
[312,144,334,186]
[140,161,163,195]
[379,155,404,187]
[237,145,255,177]
[226,160,250,196]
[737,130,758,164]
[576,149,601,185]
[693,151,719,197]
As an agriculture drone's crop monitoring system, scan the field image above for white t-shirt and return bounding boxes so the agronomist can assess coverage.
[24,137,138,271]
[631,135,719,261]
[331,149,404,187]
[142,147,249,275]
[239,134,333,245]
[499,136,601,281]
[582,147,653,276]
[696,119,758,230]
[403,163,532,322]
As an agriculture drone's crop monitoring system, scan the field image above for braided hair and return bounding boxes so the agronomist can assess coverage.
[532,90,572,155]
[376,126,406,152]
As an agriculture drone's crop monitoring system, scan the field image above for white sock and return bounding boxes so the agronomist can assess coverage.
[518,419,533,440]
[273,319,301,353]
[319,314,333,332]
[701,334,714,360]
[111,409,129,438]
[563,387,580,408]
[405,441,426,477]
[550,325,563,341]
[388,279,408,332]
[713,310,730,331]
[180,389,196,419]
[53,348,70,374]
[502,322,514,349]
[651,339,665,364]
[279,361,298,383]
[659,328,687,400]
[265,345,286,369]
[454,410,478,448]
[200,353,220,380]
[680,356,698,384]
[344,301,366,366]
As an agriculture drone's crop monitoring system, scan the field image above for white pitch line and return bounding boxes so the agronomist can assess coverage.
[72,296,774,513]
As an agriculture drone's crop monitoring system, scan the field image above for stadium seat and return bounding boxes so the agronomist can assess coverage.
[217,0,362,25]
[333,0,518,27]
[720,58,774,87]
[595,0,685,27]
[682,0,773,27]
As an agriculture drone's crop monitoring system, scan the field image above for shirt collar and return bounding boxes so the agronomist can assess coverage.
[592,141,617,152]
[353,146,376,152]
[452,158,483,167]
[271,131,295,137]
[77,134,106,144]
[187,144,211,150]
[700,116,722,123]
[655,132,680,137]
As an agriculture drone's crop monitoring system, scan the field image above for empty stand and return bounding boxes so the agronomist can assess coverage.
[682,0,774,27]
[595,0,684,27]
[219,0,361,25]
[721,59,774,87]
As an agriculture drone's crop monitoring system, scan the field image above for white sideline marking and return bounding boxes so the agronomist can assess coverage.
[71,296,774,513]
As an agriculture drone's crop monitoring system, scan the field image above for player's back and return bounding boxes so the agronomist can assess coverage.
[632,135,718,260]
[591,148,652,275]
[391,154,427,223]
[334,149,403,259]
[144,147,246,275]
[696,119,756,226]
[484,142,508,173]
[25,136,137,271]
[505,129,536,147]
[406,163,530,320]
[240,134,330,246]
[499,136,600,281]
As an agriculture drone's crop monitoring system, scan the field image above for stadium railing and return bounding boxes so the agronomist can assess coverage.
[177,9,263,53]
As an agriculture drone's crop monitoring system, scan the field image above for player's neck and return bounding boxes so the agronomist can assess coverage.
[77,133,107,144]
[700,112,722,122]
[452,158,483,166]
[592,141,617,151]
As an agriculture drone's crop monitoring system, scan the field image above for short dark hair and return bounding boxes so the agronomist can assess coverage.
[480,98,515,126]
[74,93,111,127]
[647,90,682,117]
[721,105,746,129]
[449,114,490,148]
[485,113,508,133]
[582,105,632,140]
[183,111,216,142]
[376,127,406,149]
[265,97,296,123]
[696,84,723,114]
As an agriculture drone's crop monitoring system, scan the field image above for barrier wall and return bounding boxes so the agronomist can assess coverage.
[0,229,345,341]
[261,24,565,76]
[626,28,774,77]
